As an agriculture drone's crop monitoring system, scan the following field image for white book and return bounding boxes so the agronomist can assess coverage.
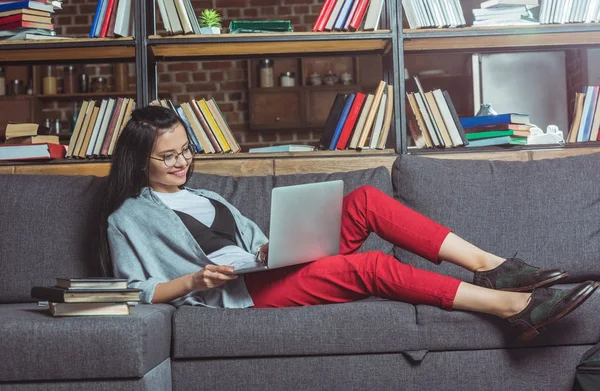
[453,0,466,25]
[349,94,374,149]
[577,86,595,142]
[156,0,172,33]
[324,0,344,31]
[92,98,116,156]
[86,99,109,157]
[184,0,201,34]
[426,0,441,27]
[164,0,183,35]
[480,0,539,9]
[412,0,426,27]
[473,5,527,16]
[364,0,384,30]
[588,92,600,142]
[414,92,441,147]
[403,0,419,28]
[559,0,571,23]
[417,0,432,27]
[432,89,463,147]
[113,0,132,37]
[369,94,387,149]
[174,0,193,34]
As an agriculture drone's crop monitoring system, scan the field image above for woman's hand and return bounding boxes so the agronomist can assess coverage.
[189,265,238,291]
[258,243,269,264]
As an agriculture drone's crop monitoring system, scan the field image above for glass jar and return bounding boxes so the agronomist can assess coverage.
[0,67,5,96]
[91,77,108,93]
[280,71,295,87]
[63,65,78,94]
[42,65,57,95]
[259,59,274,88]
[9,80,23,96]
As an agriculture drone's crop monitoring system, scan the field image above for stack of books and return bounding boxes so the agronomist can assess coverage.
[31,277,141,317]
[151,98,241,154]
[229,20,292,34]
[155,0,201,35]
[539,0,600,24]
[66,97,136,159]
[472,1,540,27]
[0,122,65,161]
[405,76,468,149]
[567,86,600,143]
[89,0,134,38]
[0,0,62,40]
[312,0,385,32]
[318,80,394,151]
[461,113,531,147]
[402,0,466,29]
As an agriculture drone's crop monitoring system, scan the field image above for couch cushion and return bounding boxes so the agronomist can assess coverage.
[392,153,600,283]
[274,166,394,253]
[0,303,174,382]
[412,284,600,351]
[171,299,420,359]
[0,175,107,303]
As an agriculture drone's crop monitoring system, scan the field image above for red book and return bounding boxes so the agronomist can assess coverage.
[313,0,337,32]
[336,92,366,150]
[0,14,51,25]
[0,20,53,29]
[100,0,116,38]
[105,0,120,38]
[0,143,66,161]
[348,0,370,31]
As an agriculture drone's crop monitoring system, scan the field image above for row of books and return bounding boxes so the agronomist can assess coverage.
[0,0,61,39]
[318,80,393,151]
[472,4,539,27]
[90,0,134,38]
[567,86,600,143]
[152,98,241,153]
[31,277,139,317]
[156,0,201,35]
[67,97,136,159]
[539,0,600,24]
[403,0,466,29]
[312,0,384,32]
[405,77,467,148]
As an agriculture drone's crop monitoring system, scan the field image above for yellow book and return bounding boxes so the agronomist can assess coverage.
[207,98,241,153]
[71,100,96,158]
[197,99,231,152]
[357,80,386,149]
[77,105,100,159]
[66,100,89,158]
[377,84,395,149]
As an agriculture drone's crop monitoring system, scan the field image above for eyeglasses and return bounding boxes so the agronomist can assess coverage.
[150,145,195,167]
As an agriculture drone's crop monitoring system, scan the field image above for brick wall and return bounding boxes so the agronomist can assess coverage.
[45,0,327,151]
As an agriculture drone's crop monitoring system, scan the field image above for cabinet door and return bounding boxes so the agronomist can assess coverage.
[0,97,41,134]
[249,90,302,130]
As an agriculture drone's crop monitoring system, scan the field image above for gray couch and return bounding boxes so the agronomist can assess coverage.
[1,153,598,390]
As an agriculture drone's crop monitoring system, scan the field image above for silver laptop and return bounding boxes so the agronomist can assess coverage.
[233,180,344,274]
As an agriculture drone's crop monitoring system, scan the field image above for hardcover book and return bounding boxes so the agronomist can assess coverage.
[31,286,141,303]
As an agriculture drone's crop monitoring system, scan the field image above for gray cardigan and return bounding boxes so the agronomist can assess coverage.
[107,187,268,308]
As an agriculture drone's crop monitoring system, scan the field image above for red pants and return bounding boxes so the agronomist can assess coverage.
[244,186,462,310]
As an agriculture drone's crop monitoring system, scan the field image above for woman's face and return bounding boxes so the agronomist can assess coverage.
[148,123,191,193]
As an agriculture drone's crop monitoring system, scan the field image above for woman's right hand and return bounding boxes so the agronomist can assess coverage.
[189,265,238,291]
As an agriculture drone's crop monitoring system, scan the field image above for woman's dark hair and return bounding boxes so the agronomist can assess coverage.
[98,105,195,276]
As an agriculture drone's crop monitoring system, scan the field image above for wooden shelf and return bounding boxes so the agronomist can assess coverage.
[148,31,393,60]
[403,24,600,53]
[34,91,171,101]
[0,37,136,64]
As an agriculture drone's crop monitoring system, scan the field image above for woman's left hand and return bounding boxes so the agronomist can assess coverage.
[257,243,269,264]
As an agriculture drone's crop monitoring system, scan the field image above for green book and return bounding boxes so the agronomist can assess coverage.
[509,136,528,145]
[229,20,293,32]
[465,130,514,140]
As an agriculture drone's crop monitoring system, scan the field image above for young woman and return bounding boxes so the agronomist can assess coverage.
[99,106,598,341]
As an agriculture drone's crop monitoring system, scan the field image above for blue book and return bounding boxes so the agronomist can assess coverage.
[175,106,203,153]
[460,113,529,129]
[329,93,356,150]
[93,0,110,38]
[578,86,598,142]
[333,0,354,30]
[249,144,315,153]
[0,1,54,13]
[89,0,104,38]
[465,135,512,147]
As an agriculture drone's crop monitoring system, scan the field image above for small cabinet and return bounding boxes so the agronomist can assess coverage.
[0,96,41,134]
[247,55,382,131]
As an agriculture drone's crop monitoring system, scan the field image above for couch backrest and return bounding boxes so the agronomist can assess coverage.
[392,153,600,283]
[1,166,393,303]
[0,174,107,303]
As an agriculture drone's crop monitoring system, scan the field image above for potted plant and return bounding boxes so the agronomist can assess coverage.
[198,9,222,34]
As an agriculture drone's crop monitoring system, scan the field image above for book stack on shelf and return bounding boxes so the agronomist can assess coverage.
[67,97,136,159]
[151,98,241,154]
[0,0,62,40]
[567,86,600,143]
[402,0,466,29]
[312,0,385,32]
[461,113,531,147]
[155,0,203,35]
[539,0,600,25]
[405,76,468,149]
[31,278,140,317]
[89,0,134,38]
[0,122,65,161]
[318,80,394,151]
[229,20,292,34]
[472,2,540,27]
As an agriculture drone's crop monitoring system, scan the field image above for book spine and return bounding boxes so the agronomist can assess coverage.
[333,0,354,31]
[348,0,370,30]
[336,92,365,149]
[100,0,116,37]
[329,93,356,150]
[313,0,337,32]
[89,0,104,38]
